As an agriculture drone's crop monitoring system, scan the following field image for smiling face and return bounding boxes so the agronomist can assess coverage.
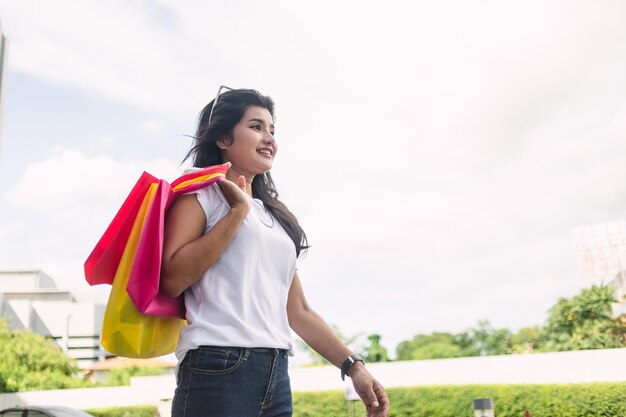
[218,105,276,178]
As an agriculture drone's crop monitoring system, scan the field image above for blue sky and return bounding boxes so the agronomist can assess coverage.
[1,0,626,358]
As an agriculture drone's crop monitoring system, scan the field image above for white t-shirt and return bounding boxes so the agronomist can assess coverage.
[175,183,297,359]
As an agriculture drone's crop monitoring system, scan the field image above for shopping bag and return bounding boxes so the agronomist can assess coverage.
[126,179,181,317]
[84,172,158,285]
[126,164,228,318]
[101,182,186,358]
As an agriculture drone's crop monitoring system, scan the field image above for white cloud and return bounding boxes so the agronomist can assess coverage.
[6,147,179,209]
[90,135,118,148]
[140,120,167,135]
[0,0,206,123]
[4,147,181,267]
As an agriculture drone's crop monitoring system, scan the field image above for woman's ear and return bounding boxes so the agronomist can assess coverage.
[216,138,228,150]
[216,134,232,150]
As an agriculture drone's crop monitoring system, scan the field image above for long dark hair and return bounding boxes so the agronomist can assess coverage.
[184,88,309,257]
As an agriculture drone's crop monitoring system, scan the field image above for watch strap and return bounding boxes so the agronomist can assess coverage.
[340,354,364,380]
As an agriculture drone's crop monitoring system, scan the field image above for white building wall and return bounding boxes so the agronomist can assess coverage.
[31,301,102,336]
[2,299,31,330]
[0,270,57,291]
[290,347,626,392]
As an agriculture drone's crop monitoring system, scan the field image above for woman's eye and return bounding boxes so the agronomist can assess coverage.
[251,124,261,130]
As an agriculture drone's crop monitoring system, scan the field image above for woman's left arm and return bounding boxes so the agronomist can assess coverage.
[287,272,390,417]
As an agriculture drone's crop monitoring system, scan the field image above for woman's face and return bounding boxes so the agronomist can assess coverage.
[218,105,276,176]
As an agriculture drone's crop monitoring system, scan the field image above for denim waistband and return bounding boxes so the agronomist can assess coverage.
[198,345,288,354]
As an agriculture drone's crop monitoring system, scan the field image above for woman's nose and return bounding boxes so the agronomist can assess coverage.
[263,133,275,144]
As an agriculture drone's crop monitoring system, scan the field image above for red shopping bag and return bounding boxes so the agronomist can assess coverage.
[84,172,159,285]
[125,164,229,318]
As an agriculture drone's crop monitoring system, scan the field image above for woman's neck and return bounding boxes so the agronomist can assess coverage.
[225,166,254,196]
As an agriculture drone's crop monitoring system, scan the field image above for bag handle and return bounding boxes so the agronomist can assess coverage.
[171,164,229,195]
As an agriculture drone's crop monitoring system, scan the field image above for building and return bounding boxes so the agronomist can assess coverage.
[573,220,626,318]
[0,269,107,368]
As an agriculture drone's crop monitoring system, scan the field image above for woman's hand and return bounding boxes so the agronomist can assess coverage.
[350,365,390,417]
[217,174,251,214]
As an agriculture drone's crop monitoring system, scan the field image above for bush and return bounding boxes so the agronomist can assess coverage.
[0,320,94,392]
[293,390,348,416]
[293,382,626,417]
[85,405,157,417]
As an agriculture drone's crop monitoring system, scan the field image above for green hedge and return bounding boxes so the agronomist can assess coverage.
[85,405,157,417]
[80,383,626,417]
[293,382,626,417]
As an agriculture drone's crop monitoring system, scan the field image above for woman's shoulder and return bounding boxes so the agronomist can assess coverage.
[187,182,226,206]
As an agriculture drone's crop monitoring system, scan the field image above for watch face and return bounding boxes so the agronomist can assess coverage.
[349,355,364,364]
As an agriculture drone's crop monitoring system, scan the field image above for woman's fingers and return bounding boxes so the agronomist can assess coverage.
[372,383,390,416]
[217,177,250,212]
[352,370,389,417]
[365,386,379,408]
[237,175,246,191]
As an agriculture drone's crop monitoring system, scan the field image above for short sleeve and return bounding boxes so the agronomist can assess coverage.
[184,183,228,232]
[185,186,214,230]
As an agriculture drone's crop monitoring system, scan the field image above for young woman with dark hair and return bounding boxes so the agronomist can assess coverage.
[161,87,389,417]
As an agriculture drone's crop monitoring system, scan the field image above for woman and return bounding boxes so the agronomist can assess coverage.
[161,87,389,417]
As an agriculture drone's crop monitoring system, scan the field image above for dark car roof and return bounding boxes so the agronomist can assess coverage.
[0,406,94,417]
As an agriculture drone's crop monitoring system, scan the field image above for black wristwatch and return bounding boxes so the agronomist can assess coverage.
[340,354,365,380]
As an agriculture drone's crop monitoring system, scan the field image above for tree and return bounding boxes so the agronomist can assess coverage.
[457,320,512,356]
[363,334,389,362]
[395,321,512,361]
[0,319,93,392]
[541,285,626,351]
[395,332,465,361]
[393,285,625,361]
[509,326,543,353]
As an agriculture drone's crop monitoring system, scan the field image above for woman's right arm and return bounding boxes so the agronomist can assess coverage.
[160,176,250,297]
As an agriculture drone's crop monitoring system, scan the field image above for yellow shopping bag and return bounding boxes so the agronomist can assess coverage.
[101,183,186,358]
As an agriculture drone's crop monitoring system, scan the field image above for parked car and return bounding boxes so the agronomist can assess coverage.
[0,406,95,417]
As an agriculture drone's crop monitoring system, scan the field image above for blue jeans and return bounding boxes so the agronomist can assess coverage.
[172,346,292,417]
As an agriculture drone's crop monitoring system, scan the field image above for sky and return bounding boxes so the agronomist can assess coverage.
[0,0,625,359]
